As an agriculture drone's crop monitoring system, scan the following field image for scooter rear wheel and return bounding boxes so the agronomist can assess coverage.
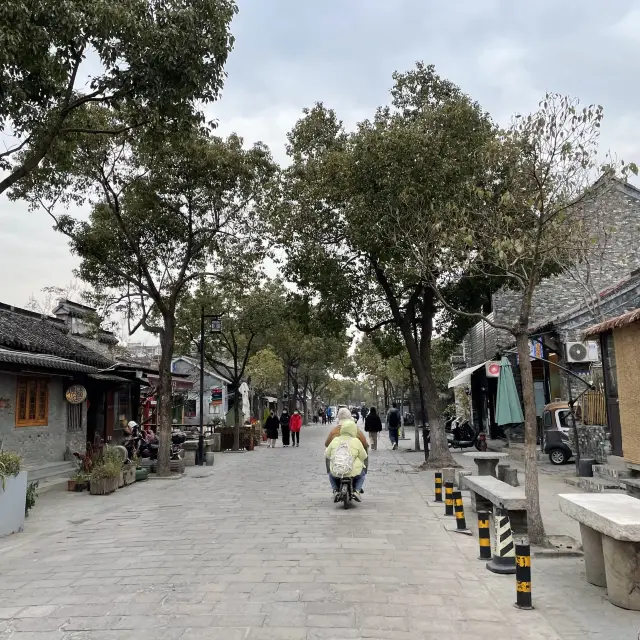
[341,484,351,509]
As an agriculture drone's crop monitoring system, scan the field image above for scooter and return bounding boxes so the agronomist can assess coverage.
[335,476,355,509]
[449,420,479,450]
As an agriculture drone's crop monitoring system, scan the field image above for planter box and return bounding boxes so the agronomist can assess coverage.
[0,471,28,537]
[90,476,118,495]
[118,470,125,488]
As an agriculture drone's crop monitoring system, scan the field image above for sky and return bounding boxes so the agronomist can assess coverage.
[2,0,640,331]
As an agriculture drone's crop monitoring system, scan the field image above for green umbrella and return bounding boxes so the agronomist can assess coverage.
[495,357,524,425]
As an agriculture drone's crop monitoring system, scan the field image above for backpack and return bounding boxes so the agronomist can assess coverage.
[387,408,400,428]
[330,439,355,477]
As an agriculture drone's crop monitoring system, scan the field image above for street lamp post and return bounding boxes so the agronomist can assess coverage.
[198,308,222,466]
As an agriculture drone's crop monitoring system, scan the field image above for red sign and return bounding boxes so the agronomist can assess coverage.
[486,362,501,377]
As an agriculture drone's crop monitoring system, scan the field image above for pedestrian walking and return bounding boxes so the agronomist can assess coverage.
[360,405,368,425]
[386,402,401,450]
[264,410,280,448]
[280,409,291,447]
[364,406,382,450]
[290,409,302,446]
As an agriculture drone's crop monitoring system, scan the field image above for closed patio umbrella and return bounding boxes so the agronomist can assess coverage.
[495,357,524,426]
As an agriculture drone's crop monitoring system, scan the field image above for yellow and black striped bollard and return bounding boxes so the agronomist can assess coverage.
[477,510,491,559]
[434,472,443,502]
[515,538,533,610]
[444,481,454,516]
[452,490,471,534]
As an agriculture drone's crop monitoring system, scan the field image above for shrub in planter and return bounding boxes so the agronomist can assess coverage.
[0,451,28,537]
[89,461,120,495]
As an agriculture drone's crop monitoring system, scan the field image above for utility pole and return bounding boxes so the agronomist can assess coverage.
[198,309,222,466]
[198,307,205,466]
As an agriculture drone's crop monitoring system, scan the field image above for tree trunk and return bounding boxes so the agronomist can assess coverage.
[400,306,456,468]
[156,317,176,477]
[409,367,420,451]
[515,331,546,545]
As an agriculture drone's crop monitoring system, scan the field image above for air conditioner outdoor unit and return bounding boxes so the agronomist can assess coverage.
[565,341,599,363]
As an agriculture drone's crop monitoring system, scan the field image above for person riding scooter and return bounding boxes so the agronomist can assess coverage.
[325,419,368,502]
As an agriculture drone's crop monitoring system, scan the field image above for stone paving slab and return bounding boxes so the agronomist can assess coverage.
[0,424,639,639]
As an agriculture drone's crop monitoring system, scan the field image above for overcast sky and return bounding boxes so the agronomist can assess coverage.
[2,0,639,327]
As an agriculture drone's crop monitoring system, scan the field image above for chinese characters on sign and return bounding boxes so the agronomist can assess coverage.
[65,385,87,404]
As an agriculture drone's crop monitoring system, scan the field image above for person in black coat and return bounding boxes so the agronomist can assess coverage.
[264,410,280,448]
[280,409,291,447]
[364,407,383,451]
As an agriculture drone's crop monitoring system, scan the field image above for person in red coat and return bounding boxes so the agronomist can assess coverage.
[290,410,302,447]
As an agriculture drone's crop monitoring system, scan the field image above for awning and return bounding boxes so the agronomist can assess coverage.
[447,362,486,389]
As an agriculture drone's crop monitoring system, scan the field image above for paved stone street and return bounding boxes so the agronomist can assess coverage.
[1,425,639,639]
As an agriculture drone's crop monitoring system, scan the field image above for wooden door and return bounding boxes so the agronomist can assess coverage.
[601,332,623,456]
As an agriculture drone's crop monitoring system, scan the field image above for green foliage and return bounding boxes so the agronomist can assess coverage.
[90,461,121,481]
[177,279,286,386]
[0,0,238,195]
[247,348,285,393]
[0,451,21,489]
[25,481,38,517]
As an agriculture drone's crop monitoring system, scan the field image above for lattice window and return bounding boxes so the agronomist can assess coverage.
[16,378,49,427]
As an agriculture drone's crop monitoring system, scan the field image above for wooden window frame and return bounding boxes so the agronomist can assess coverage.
[15,377,49,427]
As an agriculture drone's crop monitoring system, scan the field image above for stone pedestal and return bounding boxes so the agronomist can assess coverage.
[441,467,456,484]
[211,433,221,452]
[497,464,510,482]
[580,524,606,587]
[602,535,640,610]
[182,440,198,466]
[503,468,519,487]
[457,470,471,491]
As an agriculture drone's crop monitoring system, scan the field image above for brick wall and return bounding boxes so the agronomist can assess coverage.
[493,184,640,346]
[0,374,69,467]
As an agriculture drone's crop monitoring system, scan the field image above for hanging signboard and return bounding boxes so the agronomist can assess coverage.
[211,387,223,406]
[65,384,87,404]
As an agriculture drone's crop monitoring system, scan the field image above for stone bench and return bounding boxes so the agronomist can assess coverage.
[559,493,640,610]
[619,477,640,499]
[464,475,527,535]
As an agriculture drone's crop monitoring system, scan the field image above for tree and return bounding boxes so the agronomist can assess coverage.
[271,63,497,467]
[26,281,89,315]
[176,280,284,451]
[0,0,237,195]
[405,94,637,544]
[296,334,348,421]
[35,126,274,474]
[247,347,285,396]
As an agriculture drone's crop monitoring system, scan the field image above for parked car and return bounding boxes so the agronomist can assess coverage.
[542,401,575,465]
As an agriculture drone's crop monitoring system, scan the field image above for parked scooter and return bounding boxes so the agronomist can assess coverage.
[123,422,185,461]
[449,419,479,450]
[425,417,484,451]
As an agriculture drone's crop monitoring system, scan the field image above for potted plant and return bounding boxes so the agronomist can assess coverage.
[74,472,86,491]
[0,450,28,537]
